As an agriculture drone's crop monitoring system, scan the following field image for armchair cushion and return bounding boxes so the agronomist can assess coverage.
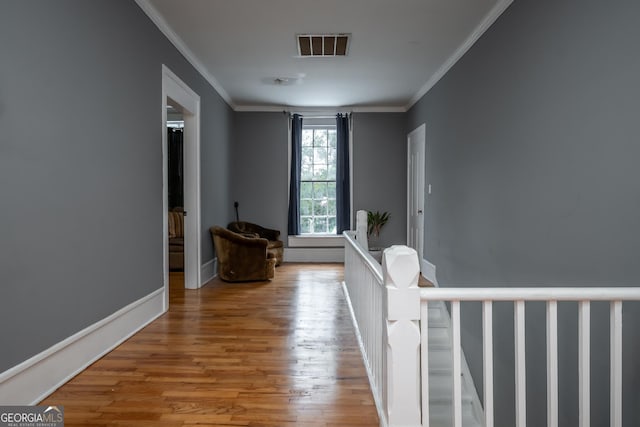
[168,211,184,239]
[168,210,184,270]
[211,226,276,282]
[227,221,284,266]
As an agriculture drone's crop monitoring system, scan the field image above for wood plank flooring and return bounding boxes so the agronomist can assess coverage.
[41,264,379,426]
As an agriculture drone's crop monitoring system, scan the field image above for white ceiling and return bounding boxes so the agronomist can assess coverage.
[138,0,512,111]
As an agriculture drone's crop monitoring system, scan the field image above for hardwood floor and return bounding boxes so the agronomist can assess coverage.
[41,264,379,426]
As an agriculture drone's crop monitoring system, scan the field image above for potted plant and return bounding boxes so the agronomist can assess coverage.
[367,210,390,262]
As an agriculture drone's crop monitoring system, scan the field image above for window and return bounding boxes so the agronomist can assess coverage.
[288,114,350,237]
[300,127,337,234]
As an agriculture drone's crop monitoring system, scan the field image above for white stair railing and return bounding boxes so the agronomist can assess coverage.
[343,226,640,427]
[343,229,388,424]
[419,287,640,427]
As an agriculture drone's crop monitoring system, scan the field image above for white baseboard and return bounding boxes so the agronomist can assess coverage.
[283,247,344,263]
[0,288,165,405]
[422,258,438,286]
[201,257,217,285]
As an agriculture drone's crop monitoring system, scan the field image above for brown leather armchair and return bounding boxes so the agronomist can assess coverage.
[210,226,276,282]
[227,221,284,266]
[168,210,184,270]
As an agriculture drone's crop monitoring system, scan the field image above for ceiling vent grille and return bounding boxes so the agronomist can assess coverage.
[297,34,350,57]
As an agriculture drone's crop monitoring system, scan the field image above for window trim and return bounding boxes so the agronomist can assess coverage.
[288,235,344,247]
[287,113,353,243]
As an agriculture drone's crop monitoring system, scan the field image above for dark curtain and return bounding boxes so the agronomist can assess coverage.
[336,113,351,233]
[287,114,303,235]
[168,128,183,209]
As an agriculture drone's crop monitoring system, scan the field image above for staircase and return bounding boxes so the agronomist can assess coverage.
[426,300,483,427]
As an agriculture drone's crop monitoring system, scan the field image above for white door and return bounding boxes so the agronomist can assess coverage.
[407,124,425,263]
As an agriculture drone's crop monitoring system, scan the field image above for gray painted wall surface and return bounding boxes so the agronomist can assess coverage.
[0,1,232,372]
[231,112,407,246]
[407,0,640,425]
[230,112,290,235]
[352,113,406,248]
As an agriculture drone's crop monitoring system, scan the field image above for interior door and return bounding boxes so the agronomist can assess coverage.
[407,124,425,263]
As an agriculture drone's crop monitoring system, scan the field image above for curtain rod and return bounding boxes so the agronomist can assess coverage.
[284,110,352,118]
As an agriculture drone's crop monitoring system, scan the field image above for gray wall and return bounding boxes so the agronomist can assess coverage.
[0,1,232,373]
[230,112,407,246]
[407,0,640,425]
[230,113,290,234]
[352,113,407,247]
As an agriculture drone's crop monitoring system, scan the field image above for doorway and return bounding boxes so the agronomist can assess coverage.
[167,104,184,293]
[407,124,425,267]
[162,65,202,309]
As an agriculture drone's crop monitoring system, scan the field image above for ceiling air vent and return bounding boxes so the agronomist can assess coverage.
[297,34,350,57]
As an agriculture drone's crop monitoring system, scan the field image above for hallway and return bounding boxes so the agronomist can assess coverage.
[41,264,379,426]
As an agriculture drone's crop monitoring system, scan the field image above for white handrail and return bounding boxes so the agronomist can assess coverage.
[344,231,383,282]
[419,287,640,301]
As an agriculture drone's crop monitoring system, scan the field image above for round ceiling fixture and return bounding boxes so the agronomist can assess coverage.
[273,77,296,86]
[261,74,305,86]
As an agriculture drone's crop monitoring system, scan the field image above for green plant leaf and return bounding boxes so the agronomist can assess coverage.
[367,210,390,237]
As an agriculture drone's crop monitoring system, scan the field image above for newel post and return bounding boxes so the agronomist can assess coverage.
[355,210,369,251]
[383,245,422,426]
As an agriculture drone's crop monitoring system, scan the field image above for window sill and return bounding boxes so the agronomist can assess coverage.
[288,235,344,248]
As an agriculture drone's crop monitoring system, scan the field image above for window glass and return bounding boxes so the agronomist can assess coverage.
[300,127,337,234]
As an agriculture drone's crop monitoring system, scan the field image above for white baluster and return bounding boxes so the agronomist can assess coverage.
[547,301,558,427]
[483,301,494,427]
[356,210,368,251]
[452,301,462,427]
[578,301,589,427]
[421,302,430,427]
[610,301,622,427]
[383,245,421,426]
[515,300,526,427]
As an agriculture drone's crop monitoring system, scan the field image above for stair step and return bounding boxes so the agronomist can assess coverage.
[428,404,481,427]
[427,375,475,404]
[425,303,449,326]
[422,302,483,426]
[427,348,455,372]
[427,327,450,348]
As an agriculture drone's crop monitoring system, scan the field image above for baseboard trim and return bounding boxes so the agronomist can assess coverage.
[422,258,438,287]
[0,288,165,405]
[201,257,217,285]
[283,247,344,263]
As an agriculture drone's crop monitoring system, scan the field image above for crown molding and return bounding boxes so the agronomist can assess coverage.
[406,0,513,111]
[233,105,407,113]
[134,0,235,109]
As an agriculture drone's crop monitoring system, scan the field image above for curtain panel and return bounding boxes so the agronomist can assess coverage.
[287,114,303,235]
[336,113,351,233]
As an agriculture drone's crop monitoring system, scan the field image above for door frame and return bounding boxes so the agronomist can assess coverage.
[162,65,202,305]
[407,124,426,265]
